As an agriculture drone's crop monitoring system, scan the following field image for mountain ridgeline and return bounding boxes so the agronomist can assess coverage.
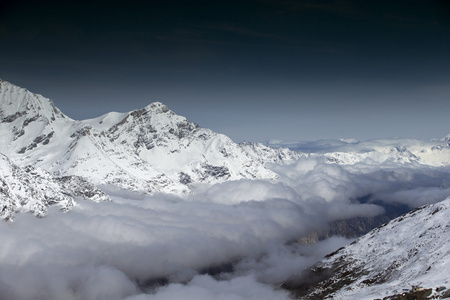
[0,79,300,195]
[1,78,450,223]
[0,79,302,218]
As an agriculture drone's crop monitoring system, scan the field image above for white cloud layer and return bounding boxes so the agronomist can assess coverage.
[1,156,450,299]
[126,275,290,300]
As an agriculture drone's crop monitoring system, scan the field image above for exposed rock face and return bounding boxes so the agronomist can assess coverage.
[0,153,111,220]
[0,153,73,220]
[55,175,111,203]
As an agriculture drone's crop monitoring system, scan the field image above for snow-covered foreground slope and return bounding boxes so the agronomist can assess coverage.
[0,79,300,194]
[288,197,450,299]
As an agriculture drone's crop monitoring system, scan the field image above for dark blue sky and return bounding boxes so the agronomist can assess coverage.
[1,0,450,142]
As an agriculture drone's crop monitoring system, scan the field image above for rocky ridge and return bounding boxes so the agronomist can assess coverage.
[284,198,450,299]
[0,153,110,220]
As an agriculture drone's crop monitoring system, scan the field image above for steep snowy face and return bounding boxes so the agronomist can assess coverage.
[0,79,72,157]
[0,79,66,123]
[289,198,450,299]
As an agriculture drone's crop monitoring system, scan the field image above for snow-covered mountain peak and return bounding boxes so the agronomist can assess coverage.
[106,101,203,150]
[0,80,74,157]
[1,80,301,193]
[0,79,67,123]
[142,101,171,114]
[129,101,198,131]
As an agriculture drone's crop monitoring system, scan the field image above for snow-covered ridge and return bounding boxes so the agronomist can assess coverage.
[269,137,450,166]
[1,78,449,198]
[0,80,301,194]
[290,197,450,299]
[0,153,110,220]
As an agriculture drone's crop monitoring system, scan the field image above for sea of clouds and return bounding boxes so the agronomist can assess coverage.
[1,153,450,299]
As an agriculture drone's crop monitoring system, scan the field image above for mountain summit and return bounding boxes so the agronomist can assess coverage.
[0,80,300,194]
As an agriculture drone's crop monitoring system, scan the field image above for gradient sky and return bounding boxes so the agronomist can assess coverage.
[1,0,450,142]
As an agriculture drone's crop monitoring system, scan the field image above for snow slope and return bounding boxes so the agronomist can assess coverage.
[291,197,450,299]
[0,153,110,220]
[0,79,301,194]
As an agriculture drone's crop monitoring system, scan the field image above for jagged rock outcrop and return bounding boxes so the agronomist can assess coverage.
[0,152,111,220]
[0,153,73,219]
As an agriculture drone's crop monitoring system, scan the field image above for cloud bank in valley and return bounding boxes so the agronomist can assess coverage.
[0,192,310,300]
[1,155,450,299]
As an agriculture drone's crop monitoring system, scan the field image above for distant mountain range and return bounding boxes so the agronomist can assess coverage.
[268,136,450,166]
